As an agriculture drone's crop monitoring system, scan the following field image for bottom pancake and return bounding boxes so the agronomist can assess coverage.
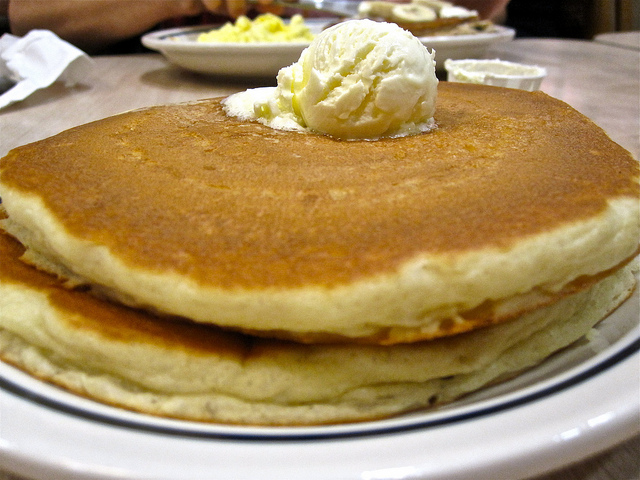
[0,231,636,426]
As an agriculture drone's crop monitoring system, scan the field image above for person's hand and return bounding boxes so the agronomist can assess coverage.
[7,0,278,53]
[199,0,279,18]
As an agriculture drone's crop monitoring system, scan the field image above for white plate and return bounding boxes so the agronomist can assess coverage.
[141,21,320,78]
[420,25,515,67]
[1,282,638,479]
[141,22,515,77]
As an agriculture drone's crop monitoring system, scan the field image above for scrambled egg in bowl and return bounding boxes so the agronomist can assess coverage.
[198,13,315,43]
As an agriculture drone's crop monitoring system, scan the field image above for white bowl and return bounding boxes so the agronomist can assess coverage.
[444,58,547,91]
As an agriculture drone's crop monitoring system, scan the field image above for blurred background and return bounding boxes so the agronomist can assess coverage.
[504,0,639,39]
[1,0,639,41]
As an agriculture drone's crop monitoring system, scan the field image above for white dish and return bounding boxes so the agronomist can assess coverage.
[420,25,515,68]
[444,58,547,91]
[141,22,515,77]
[1,281,638,480]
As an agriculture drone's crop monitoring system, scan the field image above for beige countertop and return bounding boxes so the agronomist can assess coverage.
[594,30,640,50]
[0,37,638,480]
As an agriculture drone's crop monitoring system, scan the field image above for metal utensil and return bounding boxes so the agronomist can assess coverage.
[249,0,359,18]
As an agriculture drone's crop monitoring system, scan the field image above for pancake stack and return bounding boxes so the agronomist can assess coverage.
[0,83,638,425]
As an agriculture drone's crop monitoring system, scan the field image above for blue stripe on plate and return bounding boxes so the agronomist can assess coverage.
[0,337,637,442]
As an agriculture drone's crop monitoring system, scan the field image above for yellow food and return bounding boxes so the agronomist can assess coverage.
[197,13,314,43]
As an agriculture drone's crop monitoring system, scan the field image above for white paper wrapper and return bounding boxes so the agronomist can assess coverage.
[0,29,94,110]
[444,59,547,92]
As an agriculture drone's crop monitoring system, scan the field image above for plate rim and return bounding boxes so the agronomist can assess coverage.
[1,347,638,480]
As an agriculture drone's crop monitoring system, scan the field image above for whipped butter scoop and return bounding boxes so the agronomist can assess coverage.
[224,19,438,140]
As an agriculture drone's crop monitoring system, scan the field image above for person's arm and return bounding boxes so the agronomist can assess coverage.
[0,0,9,34]
[7,0,249,52]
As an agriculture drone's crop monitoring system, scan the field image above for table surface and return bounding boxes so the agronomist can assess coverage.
[594,30,640,50]
[0,37,639,480]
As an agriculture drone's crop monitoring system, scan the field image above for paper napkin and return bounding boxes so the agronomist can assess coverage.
[0,29,94,110]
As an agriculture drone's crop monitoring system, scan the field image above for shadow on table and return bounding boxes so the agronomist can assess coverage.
[0,82,92,115]
[140,65,277,92]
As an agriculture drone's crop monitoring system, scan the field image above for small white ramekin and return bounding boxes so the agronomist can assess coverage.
[444,59,547,91]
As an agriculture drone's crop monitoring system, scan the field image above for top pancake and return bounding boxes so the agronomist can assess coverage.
[0,83,638,342]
